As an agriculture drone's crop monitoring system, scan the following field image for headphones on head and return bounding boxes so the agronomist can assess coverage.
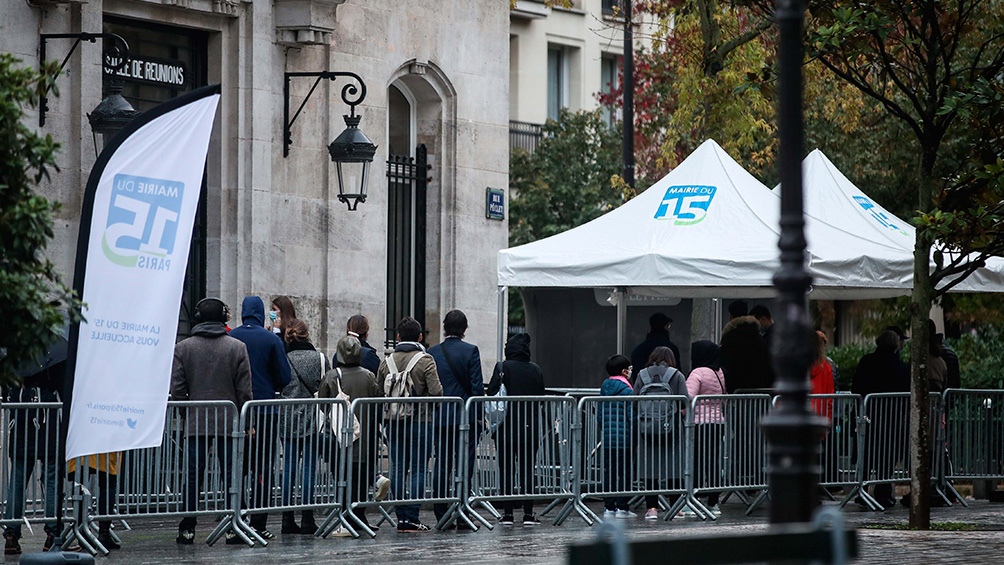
[194,297,230,324]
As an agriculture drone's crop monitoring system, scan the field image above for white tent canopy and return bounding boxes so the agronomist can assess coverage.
[796,149,1004,293]
[498,139,916,300]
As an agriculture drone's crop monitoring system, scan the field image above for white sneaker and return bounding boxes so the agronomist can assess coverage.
[615,509,636,519]
[331,526,353,538]
[374,475,391,501]
[602,509,617,519]
[644,508,659,520]
[709,504,721,517]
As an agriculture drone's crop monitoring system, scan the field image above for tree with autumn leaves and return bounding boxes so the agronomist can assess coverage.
[510,4,1003,529]
[614,0,1004,528]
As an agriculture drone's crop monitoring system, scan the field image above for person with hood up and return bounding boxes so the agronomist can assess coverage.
[171,297,252,545]
[486,332,545,526]
[229,296,292,540]
[720,315,774,393]
[599,355,635,519]
[686,340,727,517]
[279,319,328,535]
[321,334,384,531]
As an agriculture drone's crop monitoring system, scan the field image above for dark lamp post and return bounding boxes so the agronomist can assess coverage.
[87,82,138,156]
[759,0,827,525]
[328,114,377,211]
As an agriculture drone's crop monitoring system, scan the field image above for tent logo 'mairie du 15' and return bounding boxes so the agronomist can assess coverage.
[852,196,909,236]
[101,174,185,271]
[654,185,718,225]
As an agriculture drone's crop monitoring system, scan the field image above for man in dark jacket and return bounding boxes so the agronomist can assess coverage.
[228,296,291,539]
[851,330,910,508]
[749,304,775,352]
[487,333,545,525]
[171,297,253,544]
[851,330,910,397]
[630,313,680,381]
[938,333,961,390]
[720,315,774,393]
[428,310,484,528]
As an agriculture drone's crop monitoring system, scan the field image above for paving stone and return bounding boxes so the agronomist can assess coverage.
[22,498,1003,563]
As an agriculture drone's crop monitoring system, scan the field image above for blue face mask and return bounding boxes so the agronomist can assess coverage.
[269,311,278,322]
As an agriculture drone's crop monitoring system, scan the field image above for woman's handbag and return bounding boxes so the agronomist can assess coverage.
[327,366,361,446]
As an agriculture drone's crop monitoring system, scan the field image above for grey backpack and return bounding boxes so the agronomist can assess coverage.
[637,366,682,434]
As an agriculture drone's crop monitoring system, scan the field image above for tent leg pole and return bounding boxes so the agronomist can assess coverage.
[497,286,507,361]
[616,286,627,355]
[713,298,723,343]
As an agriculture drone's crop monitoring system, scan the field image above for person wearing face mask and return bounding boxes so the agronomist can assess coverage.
[269,296,297,340]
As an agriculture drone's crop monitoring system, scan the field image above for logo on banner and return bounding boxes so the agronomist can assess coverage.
[654,185,718,225]
[852,196,908,235]
[101,174,185,271]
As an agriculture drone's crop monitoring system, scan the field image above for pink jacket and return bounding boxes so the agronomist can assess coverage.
[687,367,726,424]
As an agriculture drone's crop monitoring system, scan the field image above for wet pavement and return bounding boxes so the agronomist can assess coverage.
[5,497,1003,564]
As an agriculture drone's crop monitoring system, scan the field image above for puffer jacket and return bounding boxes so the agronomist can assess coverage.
[720,316,774,392]
[686,367,726,424]
[599,376,633,449]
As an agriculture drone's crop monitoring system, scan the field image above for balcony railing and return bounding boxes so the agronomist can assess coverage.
[509,120,544,154]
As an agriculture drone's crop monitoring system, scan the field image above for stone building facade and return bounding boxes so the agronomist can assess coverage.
[3,0,509,367]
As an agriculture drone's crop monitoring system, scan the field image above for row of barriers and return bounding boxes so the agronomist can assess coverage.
[2,389,1004,553]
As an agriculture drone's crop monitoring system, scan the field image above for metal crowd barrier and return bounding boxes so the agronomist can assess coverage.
[844,392,944,511]
[236,398,349,545]
[464,396,582,526]
[0,402,70,551]
[576,396,695,522]
[814,394,862,499]
[942,389,1004,504]
[12,388,1004,554]
[765,393,862,503]
[66,401,241,554]
[693,394,772,518]
[340,397,468,537]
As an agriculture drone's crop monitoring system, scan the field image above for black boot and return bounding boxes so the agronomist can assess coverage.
[299,510,318,534]
[97,526,121,551]
[281,511,301,534]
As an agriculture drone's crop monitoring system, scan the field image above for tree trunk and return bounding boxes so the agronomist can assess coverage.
[908,152,937,530]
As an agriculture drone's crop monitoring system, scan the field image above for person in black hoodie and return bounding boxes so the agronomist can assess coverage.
[487,333,545,526]
[229,296,292,540]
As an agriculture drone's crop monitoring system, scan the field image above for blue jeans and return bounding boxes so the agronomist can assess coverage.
[385,419,431,524]
[282,436,317,505]
[4,458,59,538]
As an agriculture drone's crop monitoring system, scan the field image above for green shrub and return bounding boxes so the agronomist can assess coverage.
[947,327,1004,389]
